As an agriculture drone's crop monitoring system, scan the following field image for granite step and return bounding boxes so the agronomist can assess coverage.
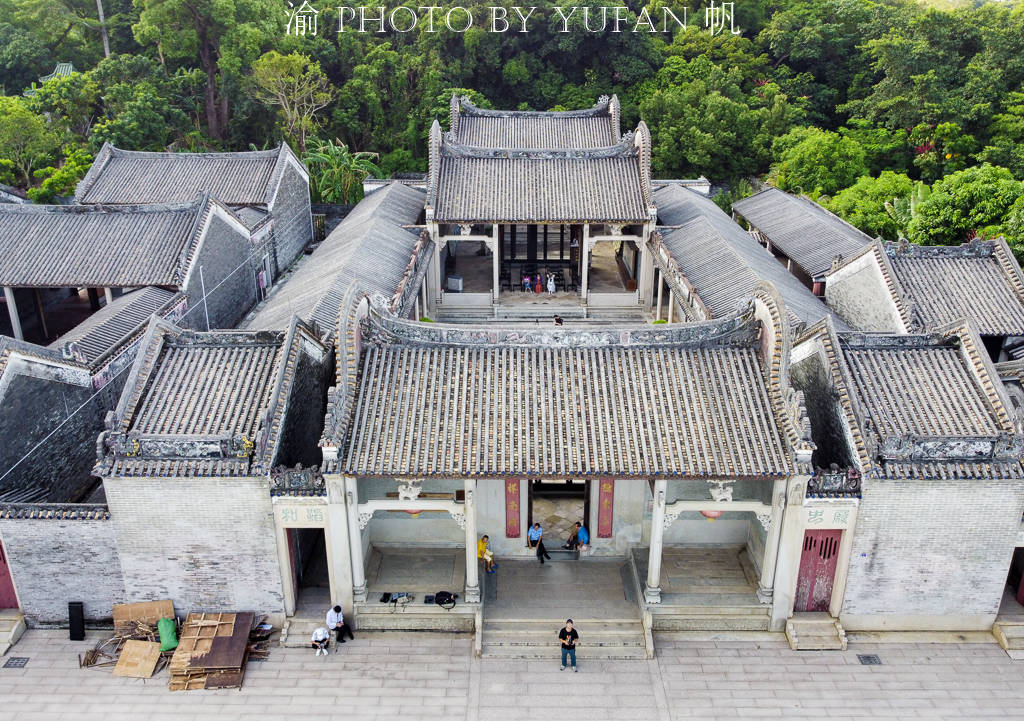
[481,617,646,659]
[786,613,847,650]
[0,610,26,656]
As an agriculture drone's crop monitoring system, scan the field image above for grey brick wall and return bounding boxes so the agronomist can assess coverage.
[185,212,258,330]
[269,163,312,274]
[0,518,125,625]
[0,365,103,502]
[842,477,1024,619]
[104,476,285,614]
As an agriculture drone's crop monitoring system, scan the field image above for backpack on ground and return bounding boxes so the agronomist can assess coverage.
[434,591,456,609]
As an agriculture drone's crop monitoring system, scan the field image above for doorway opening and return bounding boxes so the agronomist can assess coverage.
[528,479,590,546]
[0,540,18,610]
[795,529,842,613]
[1000,547,1024,619]
[287,528,330,617]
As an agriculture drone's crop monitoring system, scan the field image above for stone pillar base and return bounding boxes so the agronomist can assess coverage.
[464,585,481,604]
[644,585,662,604]
[756,587,773,605]
[353,584,367,603]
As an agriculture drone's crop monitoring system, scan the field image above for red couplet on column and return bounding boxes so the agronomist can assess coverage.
[505,479,521,538]
[597,479,614,538]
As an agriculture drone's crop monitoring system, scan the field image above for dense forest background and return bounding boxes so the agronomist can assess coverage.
[1,0,1022,252]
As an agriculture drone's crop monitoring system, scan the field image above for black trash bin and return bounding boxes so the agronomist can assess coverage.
[68,601,85,641]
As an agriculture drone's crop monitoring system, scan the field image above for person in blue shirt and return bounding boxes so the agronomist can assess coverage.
[564,522,589,550]
[528,522,551,564]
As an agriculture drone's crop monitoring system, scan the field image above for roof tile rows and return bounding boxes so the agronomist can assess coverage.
[733,188,873,279]
[434,155,648,223]
[886,240,1024,335]
[343,344,792,479]
[0,198,209,287]
[75,143,285,206]
[451,95,620,149]
[654,185,845,331]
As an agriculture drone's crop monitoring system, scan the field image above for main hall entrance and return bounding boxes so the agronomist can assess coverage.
[287,528,330,617]
[527,479,591,548]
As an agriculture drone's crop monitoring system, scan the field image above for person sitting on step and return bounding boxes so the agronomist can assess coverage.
[564,521,589,550]
[478,534,497,573]
[311,626,330,656]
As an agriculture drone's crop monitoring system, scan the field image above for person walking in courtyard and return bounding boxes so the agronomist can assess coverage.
[559,619,579,672]
[326,604,354,651]
[478,534,497,573]
[547,272,556,296]
[311,626,330,656]
[529,522,551,563]
[564,521,589,550]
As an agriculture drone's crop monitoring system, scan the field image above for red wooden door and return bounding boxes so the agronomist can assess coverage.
[795,529,842,612]
[0,540,19,609]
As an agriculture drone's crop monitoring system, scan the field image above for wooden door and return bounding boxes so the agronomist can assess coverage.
[795,529,842,612]
[0,540,19,609]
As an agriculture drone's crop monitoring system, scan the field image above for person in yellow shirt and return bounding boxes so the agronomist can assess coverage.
[477,534,496,573]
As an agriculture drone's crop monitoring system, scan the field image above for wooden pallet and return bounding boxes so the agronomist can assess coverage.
[168,611,254,691]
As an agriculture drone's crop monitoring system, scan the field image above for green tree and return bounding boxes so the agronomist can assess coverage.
[1004,195,1024,260]
[908,163,1024,246]
[839,119,912,175]
[977,91,1024,180]
[133,0,283,141]
[909,121,976,182]
[303,139,382,204]
[27,71,100,141]
[771,127,868,197]
[248,51,335,153]
[827,171,914,239]
[26,148,94,203]
[0,97,60,186]
[90,81,186,150]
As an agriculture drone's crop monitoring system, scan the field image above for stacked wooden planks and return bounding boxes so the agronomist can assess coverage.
[168,611,255,691]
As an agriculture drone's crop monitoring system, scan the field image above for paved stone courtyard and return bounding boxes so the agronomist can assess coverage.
[2,630,1024,720]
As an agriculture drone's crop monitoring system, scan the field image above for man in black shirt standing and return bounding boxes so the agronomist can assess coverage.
[558,619,579,672]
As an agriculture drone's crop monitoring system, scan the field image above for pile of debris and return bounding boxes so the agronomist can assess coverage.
[168,611,257,691]
[78,602,273,688]
[79,600,177,679]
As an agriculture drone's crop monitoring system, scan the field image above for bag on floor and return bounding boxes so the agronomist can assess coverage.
[434,591,456,609]
[158,617,178,652]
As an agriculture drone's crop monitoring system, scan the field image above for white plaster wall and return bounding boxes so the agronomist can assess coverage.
[824,253,905,332]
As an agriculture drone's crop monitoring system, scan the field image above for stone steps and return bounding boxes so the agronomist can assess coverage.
[786,613,847,650]
[0,610,26,656]
[993,621,1024,658]
[480,618,647,660]
[651,615,770,632]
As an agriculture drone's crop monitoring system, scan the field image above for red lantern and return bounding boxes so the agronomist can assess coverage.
[701,510,723,522]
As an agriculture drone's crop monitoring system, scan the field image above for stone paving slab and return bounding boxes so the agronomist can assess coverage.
[2,630,1024,720]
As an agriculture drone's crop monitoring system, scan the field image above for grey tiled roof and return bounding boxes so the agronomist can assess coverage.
[343,344,791,479]
[99,316,326,477]
[335,285,811,479]
[732,188,873,279]
[435,155,647,223]
[50,286,185,367]
[0,197,211,287]
[654,185,846,331]
[75,142,291,205]
[244,183,426,331]
[451,95,620,149]
[885,240,1024,336]
[805,318,1023,480]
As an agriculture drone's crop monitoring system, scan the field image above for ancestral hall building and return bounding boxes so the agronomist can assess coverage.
[1,96,1024,656]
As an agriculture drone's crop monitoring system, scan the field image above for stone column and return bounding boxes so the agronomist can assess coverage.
[645,479,667,604]
[756,478,787,604]
[327,501,355,622]
[770,476,809,631]
[275,524,296,617]
[655,272,663,322]
[464,478,481,603]
[344,476,367,602]
[491,224,500,302]
[420,280,428,315]
[4,287,22,340]
[581,225,591,302]
[667,291,675,323]
[104,288,114,305]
